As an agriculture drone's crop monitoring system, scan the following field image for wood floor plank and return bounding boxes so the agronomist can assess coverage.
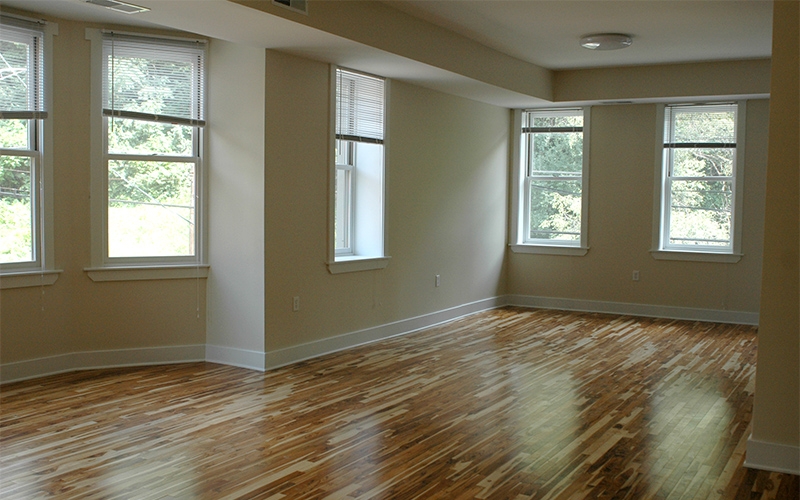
[1,307,798,499]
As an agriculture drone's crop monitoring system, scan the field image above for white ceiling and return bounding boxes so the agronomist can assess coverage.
[387,0,773,70]
[2,0,773,107]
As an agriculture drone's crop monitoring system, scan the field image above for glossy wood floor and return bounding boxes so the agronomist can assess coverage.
[2,308,798,499]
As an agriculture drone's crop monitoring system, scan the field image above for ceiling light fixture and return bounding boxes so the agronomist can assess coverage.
[85,0,150,15]
[580,33,632,51]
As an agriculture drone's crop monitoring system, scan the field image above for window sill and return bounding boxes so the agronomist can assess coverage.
[328,256,391,274]
[650,250,742,263]
[85,265,210,282]
[510,244,589,256]
[0,270,62,290]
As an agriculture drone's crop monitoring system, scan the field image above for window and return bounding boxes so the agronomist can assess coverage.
[511,108,590,255]
[655,103,744,260]
[0,15,57,286]
[90,32,206,273]
[329,68,388,273]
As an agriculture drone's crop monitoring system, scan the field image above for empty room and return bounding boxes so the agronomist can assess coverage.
[0,0,797,498]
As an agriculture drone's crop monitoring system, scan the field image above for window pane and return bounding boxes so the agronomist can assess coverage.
[530,132,583,175]
[0,119,29,149]
[529,179,581,241]
[0,38,31,111]
[107,118,193,156]
[531,115,582,128]
[669,180,732,246]
[335,139,352,167]
[672,111,735,143]
[0,154,33,262]
[671,148,734,178]
[335,167,350,250]
[105,50,199,119]
[108,160,195,257]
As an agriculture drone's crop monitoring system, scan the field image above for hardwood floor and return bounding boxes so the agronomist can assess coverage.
[1,307,797,499]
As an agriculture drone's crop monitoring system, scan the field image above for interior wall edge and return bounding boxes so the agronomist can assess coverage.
[205,344,266,372]
[744,437,800,475]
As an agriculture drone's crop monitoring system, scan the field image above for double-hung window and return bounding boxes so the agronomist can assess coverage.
[330,67,388,273]
[512,108,590,255]
[92,32,206,272]
[655,103,744,260]
[0,15,55,285]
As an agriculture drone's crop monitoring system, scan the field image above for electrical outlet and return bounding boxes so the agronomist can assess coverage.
[292,296,300,311]
[632,270,640,281]
[435,274,441,287]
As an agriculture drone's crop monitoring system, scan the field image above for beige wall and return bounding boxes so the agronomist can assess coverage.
[0,17,206,366]
[508,100,769,313]
[262,50,509,351]
[554,59,770,103]
[750,0,800,451]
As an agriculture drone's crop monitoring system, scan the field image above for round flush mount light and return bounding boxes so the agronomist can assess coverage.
[580,33,633,50]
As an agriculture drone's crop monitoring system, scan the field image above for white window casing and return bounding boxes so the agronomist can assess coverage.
[0,15,61,288]
[651,102,745,263]
[328,67,389,274]
[510,107,590,256]
[86,29,209,280]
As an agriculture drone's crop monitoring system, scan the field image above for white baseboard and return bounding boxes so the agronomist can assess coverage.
[0,345,206,384]
[507,294,759,325]
[0,294,759,384]
[206,344,265,371]
[745,437,800,474]
[263,296,505,370]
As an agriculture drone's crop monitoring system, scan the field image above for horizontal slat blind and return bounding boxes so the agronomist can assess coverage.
[103,33,206,126]
[0,16,46,119]
[664,104,737,146]
[336,68,384,144]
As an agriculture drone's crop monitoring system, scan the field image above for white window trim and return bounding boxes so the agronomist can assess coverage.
[650,101,745,263]
[327,66,390,274]
[85,29,208,281]
[0,17,61,289]
[334,144,354,256]
[509,107,591,256]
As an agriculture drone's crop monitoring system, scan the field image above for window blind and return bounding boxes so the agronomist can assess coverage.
[664,104,737,148]
[0,16,46,119]
[102,32,206,127]
[336,68,384,144]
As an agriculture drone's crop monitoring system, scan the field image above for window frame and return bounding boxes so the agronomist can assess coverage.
[334,139,355,256]
[651,101,746,263]
[327,66,390,274]
[510,107,591,256]
[86,29,209,280]
[0,15,59,289]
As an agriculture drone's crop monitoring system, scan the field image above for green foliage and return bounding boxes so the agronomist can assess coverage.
[108,118,192,155]
[666,109,737,246]
[0,120,34,264]
[527,127,583,240]
[529,180,581,240]
[0,149,31,198]
[109,160,193,207]
[0,118,28,148]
